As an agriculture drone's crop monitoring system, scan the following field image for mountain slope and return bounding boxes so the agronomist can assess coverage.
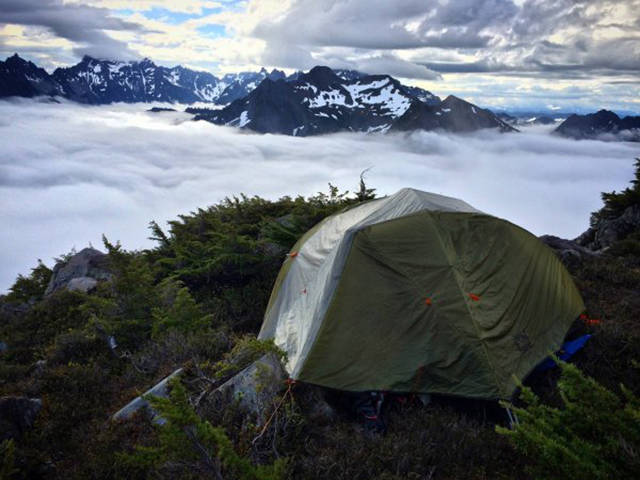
[0,54,294,105]
[216,68,288,104]
[195,66,508,136]
[392,95,516,133]
[194,66,425,135]
[0,54,63,98]
[51,56,224,104]
[555,110,640,141]
[0,54,443,115]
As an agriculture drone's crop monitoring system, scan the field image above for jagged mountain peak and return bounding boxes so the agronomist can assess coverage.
[555,109,639,141]
[2,54,453,134]
[196,62,502,137]
[0,53,63,97]
[5,53,32,67]
[591,109,619,120]
[139,57,156,67]
[442,95,470,105]
[334,69,367,81]
[302,65,342,86]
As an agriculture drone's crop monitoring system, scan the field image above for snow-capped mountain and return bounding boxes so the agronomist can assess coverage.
[0,54,63,98]
[0,53,511,137]
[51,56,222,104]
[215,67,288,104]
[0,54,444,110]
[0,54,294,105]
[497,112,559,127]
[334,68,440,105]
[192,66,509,136]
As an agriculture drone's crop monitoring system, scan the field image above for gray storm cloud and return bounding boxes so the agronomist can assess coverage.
[0,99,638,292]
[0,0,143,60]
[253,0,640,79]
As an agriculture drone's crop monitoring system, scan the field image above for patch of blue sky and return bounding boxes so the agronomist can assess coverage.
[197,24,227,37]
[201,6,226,16]
[141,7,222,24]
[114,9,135,16]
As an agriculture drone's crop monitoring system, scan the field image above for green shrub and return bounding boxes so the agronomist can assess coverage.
[1,289,89,364]
[608,230,640,257]
[151,280,213,338]
[127,378,287,479]
[4,260,52,305]
[497,359,640,479]
[0,440,17,480]
[46,330,110,366]
[592,157,640,223]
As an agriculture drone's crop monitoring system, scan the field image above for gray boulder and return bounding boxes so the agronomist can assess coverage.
[112,368,183,423]
[66,276,98,293]
[540,235,596,265]
[576,204,640,251]
[214,353,286,424]
[31,359,47,377]
[45,248,112,295]
[0,396,42,440]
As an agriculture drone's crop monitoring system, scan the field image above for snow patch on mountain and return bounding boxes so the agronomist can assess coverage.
[351,83,411,117]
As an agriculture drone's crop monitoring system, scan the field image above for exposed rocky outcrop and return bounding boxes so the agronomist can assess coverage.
[575,204,640,250]
[0,396,42,440]
[208,352,336,426]
[44,248,112,296]
[112,368,183,423]
[540,235,597,265]
[212,353,286,425]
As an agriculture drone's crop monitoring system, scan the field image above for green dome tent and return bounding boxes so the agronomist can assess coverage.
[259,188,584,400]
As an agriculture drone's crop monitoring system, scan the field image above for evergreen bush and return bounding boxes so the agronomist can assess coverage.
[497,359,640,479]
[127,378,287,479]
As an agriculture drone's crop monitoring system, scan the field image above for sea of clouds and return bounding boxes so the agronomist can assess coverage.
[0,98,638,292]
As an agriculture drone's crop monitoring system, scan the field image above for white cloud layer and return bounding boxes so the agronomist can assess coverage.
[0,99,638,292]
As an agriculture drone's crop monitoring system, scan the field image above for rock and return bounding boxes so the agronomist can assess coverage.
[31,360,47,377]
[147,107,177,113]
[539,235,596,266]
[214,353,286,424]
[112,368,183,423]
[575,204,640,250]
[0,299,30,317]
[0,396,42,440]
[45,248,112,296]
[303,386,337,425]
[66,276,98,293]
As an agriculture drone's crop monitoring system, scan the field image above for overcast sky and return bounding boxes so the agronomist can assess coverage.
[1,99,638,291]
[0,0,638,111]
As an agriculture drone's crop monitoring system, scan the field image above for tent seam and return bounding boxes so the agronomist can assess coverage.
[426,211,505,398]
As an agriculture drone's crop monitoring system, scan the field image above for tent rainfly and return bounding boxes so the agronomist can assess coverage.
[258,188,585,400]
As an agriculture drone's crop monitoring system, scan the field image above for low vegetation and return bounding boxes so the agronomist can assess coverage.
[592,156,640,221]
[1,170,639,479]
